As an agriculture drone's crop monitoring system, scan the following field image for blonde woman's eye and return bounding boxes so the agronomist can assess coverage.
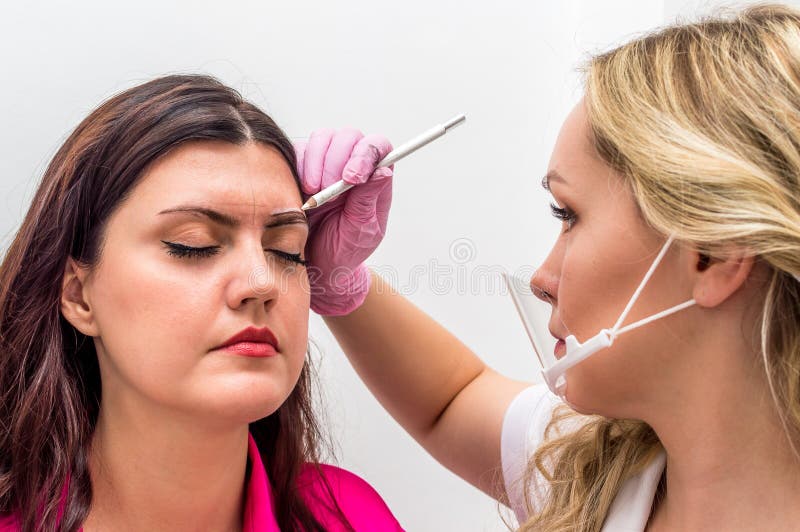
[550,203,577,230]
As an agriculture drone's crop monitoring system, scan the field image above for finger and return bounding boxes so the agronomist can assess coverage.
[372,166,394,181]
[375,178,392,227]
[293,140,307,183]
[343,172,393,223]
[302,128,335,194]
[342,135,394,186]
[321,128,364,189]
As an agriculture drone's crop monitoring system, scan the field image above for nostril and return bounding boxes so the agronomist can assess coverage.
[531,286,553,301]
[529,275,551,301]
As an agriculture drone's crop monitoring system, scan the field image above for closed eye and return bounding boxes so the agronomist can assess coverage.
[162,241,307,266]
[162,241,220,259]
[268,250,307,267]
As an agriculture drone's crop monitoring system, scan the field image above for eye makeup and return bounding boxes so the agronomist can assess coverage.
[162,241,221,259]
[549,202,577,230]
[160,241,307,266]
[156,205,309,266]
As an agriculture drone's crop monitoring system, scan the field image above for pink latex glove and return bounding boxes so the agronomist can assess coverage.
[295,128,393,316]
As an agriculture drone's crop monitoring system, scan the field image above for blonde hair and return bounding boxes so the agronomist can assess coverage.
[520,4,800,530]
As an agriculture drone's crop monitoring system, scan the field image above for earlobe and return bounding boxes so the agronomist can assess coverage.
[692,249,755,308]
[60,257,99,337]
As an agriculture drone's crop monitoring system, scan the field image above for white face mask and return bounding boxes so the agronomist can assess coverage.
[504,235,696,399]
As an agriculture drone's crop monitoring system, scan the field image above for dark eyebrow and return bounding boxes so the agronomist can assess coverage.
[157,206,308,229]
[265,211,308,228]
[541,171,567,191]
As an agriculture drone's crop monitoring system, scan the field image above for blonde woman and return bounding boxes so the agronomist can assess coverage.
[296,4,800,531]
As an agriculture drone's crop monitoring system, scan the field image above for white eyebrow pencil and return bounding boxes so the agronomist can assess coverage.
[301,114,466,210]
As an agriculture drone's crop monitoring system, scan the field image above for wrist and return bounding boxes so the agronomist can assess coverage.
[309,264,371,316]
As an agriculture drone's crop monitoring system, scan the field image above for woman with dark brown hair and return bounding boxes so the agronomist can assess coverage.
[0,74,402,531]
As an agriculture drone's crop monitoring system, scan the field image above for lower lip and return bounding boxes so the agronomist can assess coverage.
[221,342,278,357]
[554,339,566,359]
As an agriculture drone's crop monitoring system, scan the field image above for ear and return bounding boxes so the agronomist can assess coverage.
[690,247,756,308]
[60,257,100,336]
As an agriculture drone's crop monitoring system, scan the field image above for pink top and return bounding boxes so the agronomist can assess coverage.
[0,433,403,531]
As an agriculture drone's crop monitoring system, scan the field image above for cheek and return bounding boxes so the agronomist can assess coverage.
[89,248,217,396]
[95,251,212,346]
[559,268,683,415]
[555,237,660,412]
[277,271,311,365]
[558,238,628,340]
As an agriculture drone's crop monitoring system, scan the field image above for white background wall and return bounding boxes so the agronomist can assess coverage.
[1,1,796,530]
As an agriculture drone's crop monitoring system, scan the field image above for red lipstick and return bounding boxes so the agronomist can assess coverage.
[216,326,279,358]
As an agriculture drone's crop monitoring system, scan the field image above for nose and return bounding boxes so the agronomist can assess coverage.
[225,240,280,311]
[529,240,563,304]
[529,270,557,303]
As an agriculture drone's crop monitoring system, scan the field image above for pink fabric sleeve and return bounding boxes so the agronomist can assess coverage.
[298,464,404,531]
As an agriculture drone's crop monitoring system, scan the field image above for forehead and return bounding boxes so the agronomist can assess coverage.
[547,102,599,179]
[130,140,300,215]
[546,101,630,196]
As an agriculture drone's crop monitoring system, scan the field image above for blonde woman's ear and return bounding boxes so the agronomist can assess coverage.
[60,256,100,337]
[691,249,756,308]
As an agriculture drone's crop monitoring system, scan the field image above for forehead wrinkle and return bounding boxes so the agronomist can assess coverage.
[247,180,258,226]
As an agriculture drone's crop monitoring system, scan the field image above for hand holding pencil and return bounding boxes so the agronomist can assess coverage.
[302,114,466,210]
[294,128,395,316]
[294,115,466,316]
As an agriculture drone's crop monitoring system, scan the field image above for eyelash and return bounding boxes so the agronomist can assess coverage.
[161,241,308,266]
[549,203,577,230]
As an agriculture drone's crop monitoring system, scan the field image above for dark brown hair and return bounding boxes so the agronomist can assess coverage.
[0,74,350,531]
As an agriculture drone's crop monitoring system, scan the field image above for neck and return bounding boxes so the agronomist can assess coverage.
[645,325,800,530]
[83,393,250,532]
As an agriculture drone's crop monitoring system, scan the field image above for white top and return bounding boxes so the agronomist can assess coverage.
[501,385,666,531]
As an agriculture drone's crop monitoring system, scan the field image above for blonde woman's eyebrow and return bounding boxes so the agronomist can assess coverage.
[542,170,568,191]
[157,206,308,229]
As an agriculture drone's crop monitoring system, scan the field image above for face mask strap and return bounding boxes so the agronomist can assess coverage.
[613,299,696,336]
[609,234,695,339]
[610,235,676,337]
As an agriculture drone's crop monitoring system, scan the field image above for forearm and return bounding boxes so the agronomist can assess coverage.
[325,269,531,496]
[323,270,486,441]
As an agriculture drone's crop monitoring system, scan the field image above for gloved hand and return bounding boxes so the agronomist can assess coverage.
[295,128,393,316]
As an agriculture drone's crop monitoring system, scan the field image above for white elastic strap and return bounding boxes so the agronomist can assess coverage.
[611,235,676,334]
[614,298,697,336]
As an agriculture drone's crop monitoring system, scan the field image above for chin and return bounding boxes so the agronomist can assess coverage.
[562,370,609,416]
[191,377,294,424]
[563,376,642,420]
[563,388,595,415]
[197,399,284,428]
